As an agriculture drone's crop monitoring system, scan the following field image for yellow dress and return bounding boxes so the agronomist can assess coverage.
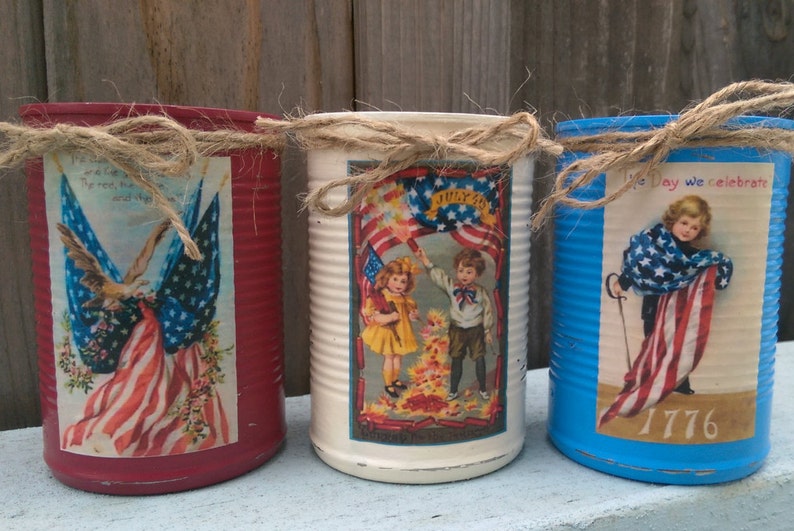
[361,289,418,356]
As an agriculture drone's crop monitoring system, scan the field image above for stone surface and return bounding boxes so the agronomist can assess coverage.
[1,343,792,529]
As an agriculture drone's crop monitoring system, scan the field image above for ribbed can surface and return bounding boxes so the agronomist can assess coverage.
[549,115,793,484]
[22,103,285,494]
[307,112,532,483]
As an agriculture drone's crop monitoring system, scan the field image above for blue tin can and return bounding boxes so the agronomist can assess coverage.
[548,115,793,484]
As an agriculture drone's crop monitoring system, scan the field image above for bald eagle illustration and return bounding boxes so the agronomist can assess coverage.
[57,172,231,456]
[56,219,171,310]
[58,174,220,373]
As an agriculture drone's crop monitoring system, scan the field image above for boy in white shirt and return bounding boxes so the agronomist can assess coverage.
[415,246,494,400]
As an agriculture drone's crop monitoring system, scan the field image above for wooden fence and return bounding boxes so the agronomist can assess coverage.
[2,0,794,431]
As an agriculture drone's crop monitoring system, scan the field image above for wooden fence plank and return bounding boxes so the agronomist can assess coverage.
[510,0,691,366]
[0,0,47,430]
[354,0,513,113]
[41,0,354,400]
[3,0,794,430]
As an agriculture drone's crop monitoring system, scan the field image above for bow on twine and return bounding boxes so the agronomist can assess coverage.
[0,114,285,259]
[532,79,794,228]
[254,111,562,216]
[0,109,556,259]
[2,79,794,259]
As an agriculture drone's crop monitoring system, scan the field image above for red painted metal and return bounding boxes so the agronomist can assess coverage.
[22,103,285,494]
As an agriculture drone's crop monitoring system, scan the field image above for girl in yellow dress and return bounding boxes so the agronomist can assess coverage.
[361,257,421,398]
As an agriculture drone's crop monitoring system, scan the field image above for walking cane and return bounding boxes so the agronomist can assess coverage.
[605,273,632,371]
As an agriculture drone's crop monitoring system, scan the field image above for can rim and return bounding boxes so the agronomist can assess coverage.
[555,114,794,136]
[18,102,279,130]
[303,110,508,125]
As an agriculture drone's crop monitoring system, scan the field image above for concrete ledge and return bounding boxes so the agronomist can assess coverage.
[2,344,793,530]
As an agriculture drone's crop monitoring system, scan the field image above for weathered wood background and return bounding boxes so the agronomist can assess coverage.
[2,0,794,431]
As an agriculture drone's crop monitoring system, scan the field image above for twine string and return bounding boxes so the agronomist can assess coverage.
[1,111,555,243]
[0,115,285,259]
[1,79,793,257]
[255,111,561,216]
[532,80,794,228]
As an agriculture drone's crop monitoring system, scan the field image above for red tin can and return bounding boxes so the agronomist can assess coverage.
[21,103,285,494]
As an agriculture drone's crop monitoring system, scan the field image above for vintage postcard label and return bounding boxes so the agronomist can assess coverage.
[349,162,511,445]
[596,162,773,444]
[44,152,239,457]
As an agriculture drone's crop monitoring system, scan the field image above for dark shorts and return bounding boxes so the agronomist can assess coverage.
[448,324,486,360]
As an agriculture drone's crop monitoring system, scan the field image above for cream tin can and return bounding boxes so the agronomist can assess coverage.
[306,112,534,483]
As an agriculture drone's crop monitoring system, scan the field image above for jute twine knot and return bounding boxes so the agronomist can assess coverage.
[255,111,561,217]
[2,79,793,260]
[0,113,285,260]
[532,79,794,229]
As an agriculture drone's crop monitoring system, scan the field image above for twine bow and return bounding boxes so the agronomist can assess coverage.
[255,111,561,217]
[2,79,794,256]
[0,114,284,259]
[532,80,794,228]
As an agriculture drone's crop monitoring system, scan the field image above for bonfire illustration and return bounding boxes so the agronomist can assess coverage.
[357,308,502,432]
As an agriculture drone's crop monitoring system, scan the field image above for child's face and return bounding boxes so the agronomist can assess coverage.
[386,273,409,294]
[671,214,703,242]
[456,264,478,286]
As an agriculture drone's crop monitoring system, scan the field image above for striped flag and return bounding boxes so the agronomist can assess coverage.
[61,180,230,456]
[62,306,230,455]
[358,243,387,323]
[403,166,505,263]
[598,266,718,427]
[358,179,428,256]
[354,165,506,264]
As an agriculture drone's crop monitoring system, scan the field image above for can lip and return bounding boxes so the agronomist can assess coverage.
[18,102,280,129]
[301,111,512,141]
[555,114,794,136]
[303,110,507,125]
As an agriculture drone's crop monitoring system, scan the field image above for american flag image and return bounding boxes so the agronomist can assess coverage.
[59,176,230,456]
[618,223,732,297]
[354,164,506,264]
[362,243,385,286]
[598,223,733,427]
[358,243,388,322]
[599,266,717,426]
[62,306,230,456]
[60,176,141,374]
[403,166,505,263]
